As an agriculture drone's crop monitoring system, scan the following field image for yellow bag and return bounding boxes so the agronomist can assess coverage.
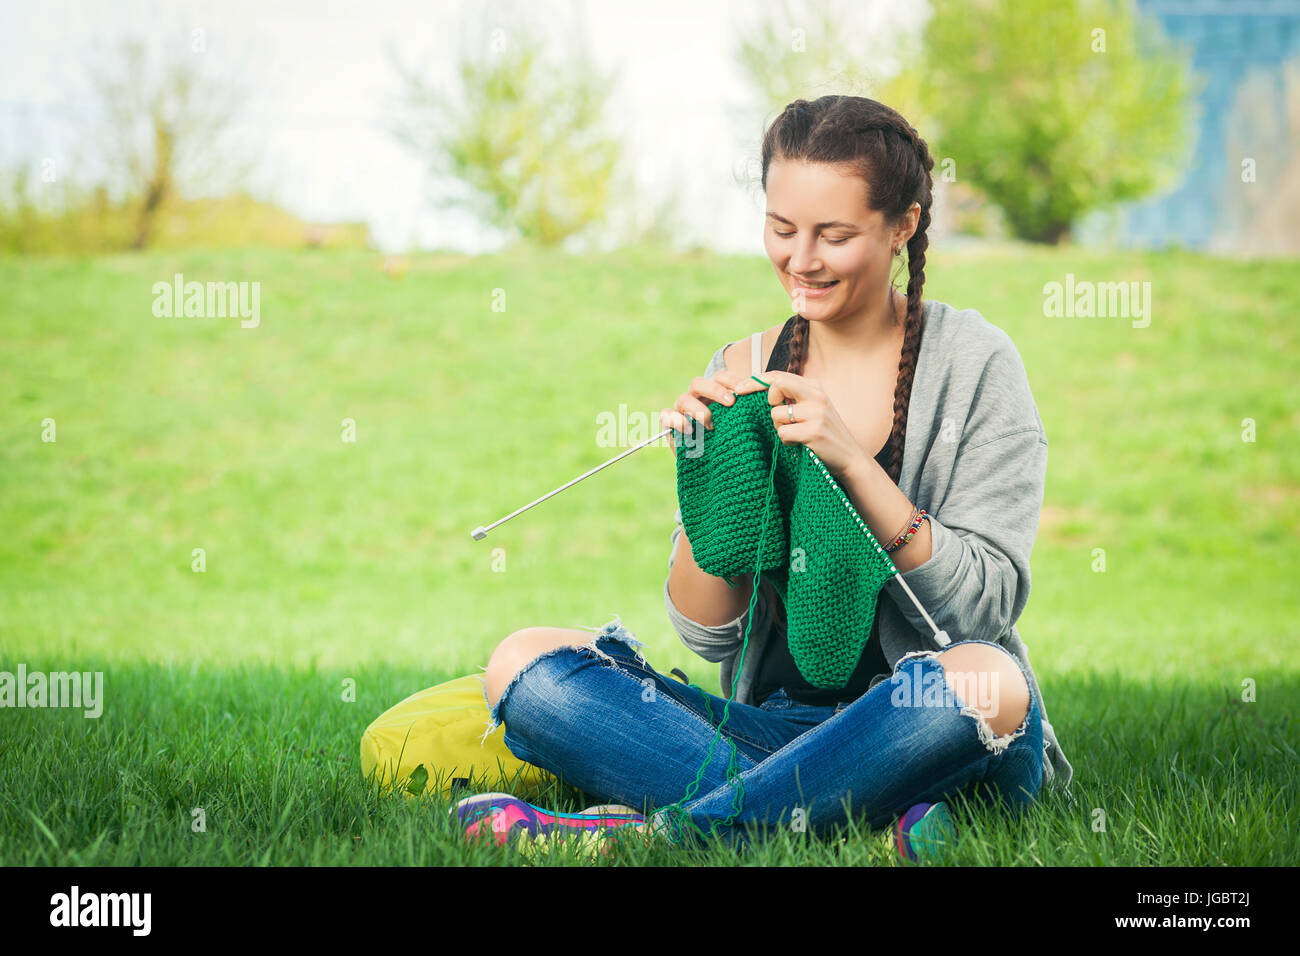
[360,675,558,800]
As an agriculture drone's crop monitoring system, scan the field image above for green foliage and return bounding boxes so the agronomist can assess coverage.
[404,765,429,796]
[733,0,928,132]
[0,175,367,254]
[919,0,1197,242]
[0,169,136,255]
[391,13,623,248]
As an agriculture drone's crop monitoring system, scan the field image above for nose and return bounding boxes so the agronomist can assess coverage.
[786,238,823,278]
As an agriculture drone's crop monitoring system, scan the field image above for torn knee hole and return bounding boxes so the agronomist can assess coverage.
[895,649,941,666]
[921,646,1030,754]
[482,633,641,743]
[959,702,1028,754]
[581,614,650,666]
[483,643,582,737]
[947,667,1027,753]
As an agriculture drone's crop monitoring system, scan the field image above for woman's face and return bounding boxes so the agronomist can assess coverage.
[763,159,905,323]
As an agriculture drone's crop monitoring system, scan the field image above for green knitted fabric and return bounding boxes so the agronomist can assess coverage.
[675,381,900,689]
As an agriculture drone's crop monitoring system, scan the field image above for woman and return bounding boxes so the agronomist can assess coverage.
[456,95,1073,857]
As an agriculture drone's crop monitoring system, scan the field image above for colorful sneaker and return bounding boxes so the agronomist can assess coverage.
[579,803,645,821]
[453,792,646,848]
[515,826,615,863]
[896,801,956,863]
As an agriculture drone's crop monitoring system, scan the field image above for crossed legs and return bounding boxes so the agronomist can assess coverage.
[484,626,1030,738]
[480,626,1036,845]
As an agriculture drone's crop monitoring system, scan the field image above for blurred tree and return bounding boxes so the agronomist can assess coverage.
[82,31,256,249]
[920,0,1196,243]
[733,0,928,129]
[730,0,949,230]
[389,4,624,248]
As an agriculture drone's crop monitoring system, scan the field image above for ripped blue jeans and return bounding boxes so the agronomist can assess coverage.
[482,615,1043,850]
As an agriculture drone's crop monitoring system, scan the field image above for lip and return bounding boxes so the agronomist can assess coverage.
[790,277,839,298]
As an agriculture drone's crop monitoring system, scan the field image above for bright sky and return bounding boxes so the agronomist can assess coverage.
[0,0,927,253]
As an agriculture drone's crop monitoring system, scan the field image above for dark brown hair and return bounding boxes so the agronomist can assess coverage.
[760,95,935,487]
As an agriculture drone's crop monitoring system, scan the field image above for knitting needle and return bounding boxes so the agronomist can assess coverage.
[471,426,677,540]
[472,381,762,540]
[888,571,951,646]
[468,412,951,645]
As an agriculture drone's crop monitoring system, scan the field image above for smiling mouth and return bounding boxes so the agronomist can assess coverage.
[792,277,839,289]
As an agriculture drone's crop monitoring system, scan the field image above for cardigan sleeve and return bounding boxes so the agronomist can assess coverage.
[883,344,1048,645]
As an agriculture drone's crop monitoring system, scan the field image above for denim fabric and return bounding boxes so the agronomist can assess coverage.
[488,617,1044,851]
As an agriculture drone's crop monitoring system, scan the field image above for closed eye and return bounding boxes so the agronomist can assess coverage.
[774,231,849,245]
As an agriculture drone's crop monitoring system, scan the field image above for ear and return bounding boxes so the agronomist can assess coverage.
[894,202,921,249]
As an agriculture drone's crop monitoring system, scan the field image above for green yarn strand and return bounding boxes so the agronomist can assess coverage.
[655,425,782,845]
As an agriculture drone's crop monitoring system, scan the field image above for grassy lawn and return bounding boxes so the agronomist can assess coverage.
[1,243,1296,865]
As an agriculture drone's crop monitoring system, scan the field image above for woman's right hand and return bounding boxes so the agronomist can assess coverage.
[660,368,767,439]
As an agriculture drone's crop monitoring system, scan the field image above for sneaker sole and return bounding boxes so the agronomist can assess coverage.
[454,792,645,847]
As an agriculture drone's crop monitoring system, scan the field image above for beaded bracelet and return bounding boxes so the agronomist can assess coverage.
[884,508,929,553]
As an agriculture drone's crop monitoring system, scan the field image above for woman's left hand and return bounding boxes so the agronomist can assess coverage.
[760,370,868,482]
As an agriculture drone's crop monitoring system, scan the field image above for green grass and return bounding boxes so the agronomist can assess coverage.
[1,241,1297,865]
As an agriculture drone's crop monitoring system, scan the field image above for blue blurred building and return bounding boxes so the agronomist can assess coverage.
[1078,0,1300,252]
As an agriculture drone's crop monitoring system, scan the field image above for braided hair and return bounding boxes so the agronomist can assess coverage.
[760,95,936,488]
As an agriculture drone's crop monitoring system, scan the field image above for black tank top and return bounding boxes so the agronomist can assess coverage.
[750,317,894,707]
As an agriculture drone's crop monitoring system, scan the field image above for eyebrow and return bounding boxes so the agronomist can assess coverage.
[765,212,860,230]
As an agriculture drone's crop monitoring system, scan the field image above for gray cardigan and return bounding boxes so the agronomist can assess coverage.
[663,298,1074,793]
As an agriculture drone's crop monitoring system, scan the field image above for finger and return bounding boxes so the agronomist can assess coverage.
[692,375,741,409]
[715,369,767,394]
[661,408,691,452]
[759,370,811,407]
[661,407,695,435]
[689,377,741,424]
[680,393,720,430]
[771,401,810,443]
[771,419,810,446]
